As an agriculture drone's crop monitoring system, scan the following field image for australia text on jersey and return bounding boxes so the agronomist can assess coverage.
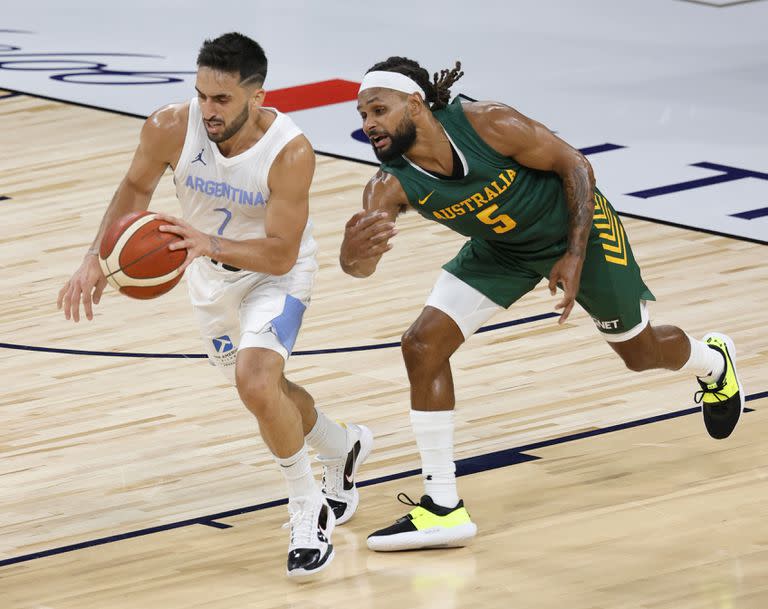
[430,168,517,220]
[184,175,265,206]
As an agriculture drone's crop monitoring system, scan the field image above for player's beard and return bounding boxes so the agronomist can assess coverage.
[205,102,250,143]
[373,115,417,163]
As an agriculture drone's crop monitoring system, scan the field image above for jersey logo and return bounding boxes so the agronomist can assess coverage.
[418,191,435,205]
[192,148,207,166]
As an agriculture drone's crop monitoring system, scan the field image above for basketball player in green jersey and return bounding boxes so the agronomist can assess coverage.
[340,57,745,552]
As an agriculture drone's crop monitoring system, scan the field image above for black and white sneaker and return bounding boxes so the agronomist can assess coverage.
[319,423,374,525]
[284,495,336,578]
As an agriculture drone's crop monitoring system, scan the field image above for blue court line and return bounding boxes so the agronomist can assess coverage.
[627,161,768,199]
[199,520,234,530]
[1,391,762,569]
[0,312,560,359]
[0,91,19,99]
[731,206,768,220]
[578,143,626,155]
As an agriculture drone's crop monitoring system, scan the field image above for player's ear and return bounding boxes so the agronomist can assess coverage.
[408,92,427,116]
[249,87,266,109]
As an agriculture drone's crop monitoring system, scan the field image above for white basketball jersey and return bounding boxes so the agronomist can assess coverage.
[173,98,316,260]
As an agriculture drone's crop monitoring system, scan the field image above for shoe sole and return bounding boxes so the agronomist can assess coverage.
[701,332,744,439]
[367,522,478,552]
[335,425,374,525]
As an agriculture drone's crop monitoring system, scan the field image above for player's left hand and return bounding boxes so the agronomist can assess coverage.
[155,213,210,272]
[548,252,585,324]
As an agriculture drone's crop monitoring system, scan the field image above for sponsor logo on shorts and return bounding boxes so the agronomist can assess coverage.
[592,317,623,331]
[212,335,234,353]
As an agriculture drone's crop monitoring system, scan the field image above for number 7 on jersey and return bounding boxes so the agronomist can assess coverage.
[213,208,232,235]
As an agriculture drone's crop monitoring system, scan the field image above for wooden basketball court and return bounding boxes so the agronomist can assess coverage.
[1,92,766,609]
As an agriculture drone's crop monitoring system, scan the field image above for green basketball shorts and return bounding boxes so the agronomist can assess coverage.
[441,195,655,339]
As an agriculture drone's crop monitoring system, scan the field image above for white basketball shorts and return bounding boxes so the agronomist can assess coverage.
[186,255,318,383]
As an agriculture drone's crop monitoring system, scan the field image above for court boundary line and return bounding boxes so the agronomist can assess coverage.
[1,391,763,569]
[1,86,766,246]
[0,312,559,358]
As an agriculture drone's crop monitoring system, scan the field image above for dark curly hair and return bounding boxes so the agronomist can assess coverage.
[366,56,464,111]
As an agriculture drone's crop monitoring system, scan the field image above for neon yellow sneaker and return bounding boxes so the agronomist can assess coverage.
[367,493,477,552]
[694,333,744,440]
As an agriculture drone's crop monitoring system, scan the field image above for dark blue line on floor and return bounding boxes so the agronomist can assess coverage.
[199,520,233,530]
[0,92,20,99]
[0,196,10,201]
[578,143,626,155]
[1,391,761,569]
[627,161,768,199]
[0,343,206,358]
[0,312,560,359]
[731,206,768,220]
[627,172,740,198]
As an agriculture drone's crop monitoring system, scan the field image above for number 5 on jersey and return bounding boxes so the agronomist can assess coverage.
[476,203,516,233]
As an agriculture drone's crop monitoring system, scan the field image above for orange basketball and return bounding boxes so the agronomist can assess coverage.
[98,211,187,300]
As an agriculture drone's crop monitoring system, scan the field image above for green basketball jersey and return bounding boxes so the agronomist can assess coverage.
[380,98,573,254]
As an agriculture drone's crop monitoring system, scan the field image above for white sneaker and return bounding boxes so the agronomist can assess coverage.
[319,423,374,525]
[284,495,336,578]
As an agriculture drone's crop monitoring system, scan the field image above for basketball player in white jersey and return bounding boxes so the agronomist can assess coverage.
[57,32,373,578]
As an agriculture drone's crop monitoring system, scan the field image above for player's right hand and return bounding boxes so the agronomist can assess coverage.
[341,209,398,261]
[57,253,108,322]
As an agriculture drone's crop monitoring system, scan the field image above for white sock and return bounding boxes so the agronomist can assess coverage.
[683,334,724,383]
[305,409,348,460]
[410,409,459,508]
[275,444,320,501]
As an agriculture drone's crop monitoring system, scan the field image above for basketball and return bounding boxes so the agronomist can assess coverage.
[98,211,187,300]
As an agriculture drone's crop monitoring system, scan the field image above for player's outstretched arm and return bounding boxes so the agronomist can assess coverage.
[57,104,186,322]
[340,170,403,278]
[159,135,315,275]
[465,102,596,323]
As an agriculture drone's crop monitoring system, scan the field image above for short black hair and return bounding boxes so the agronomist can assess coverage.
[197,32,268,86]
[366,57,463,111]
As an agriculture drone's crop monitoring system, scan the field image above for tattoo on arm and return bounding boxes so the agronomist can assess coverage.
[562,163,595,257]
[210,235,222,257]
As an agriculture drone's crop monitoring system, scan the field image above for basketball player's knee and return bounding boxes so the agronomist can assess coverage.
[401,327,442,370]
[236,371,280,417]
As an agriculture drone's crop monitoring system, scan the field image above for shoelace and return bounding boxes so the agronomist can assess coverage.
[282,505,315,547]
[319,457,345,497]
[694,387,729,404]
[397,492,419,507]
[391,493,421,524]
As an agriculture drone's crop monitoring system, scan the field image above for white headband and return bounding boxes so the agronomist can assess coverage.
[358,71,427,99]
